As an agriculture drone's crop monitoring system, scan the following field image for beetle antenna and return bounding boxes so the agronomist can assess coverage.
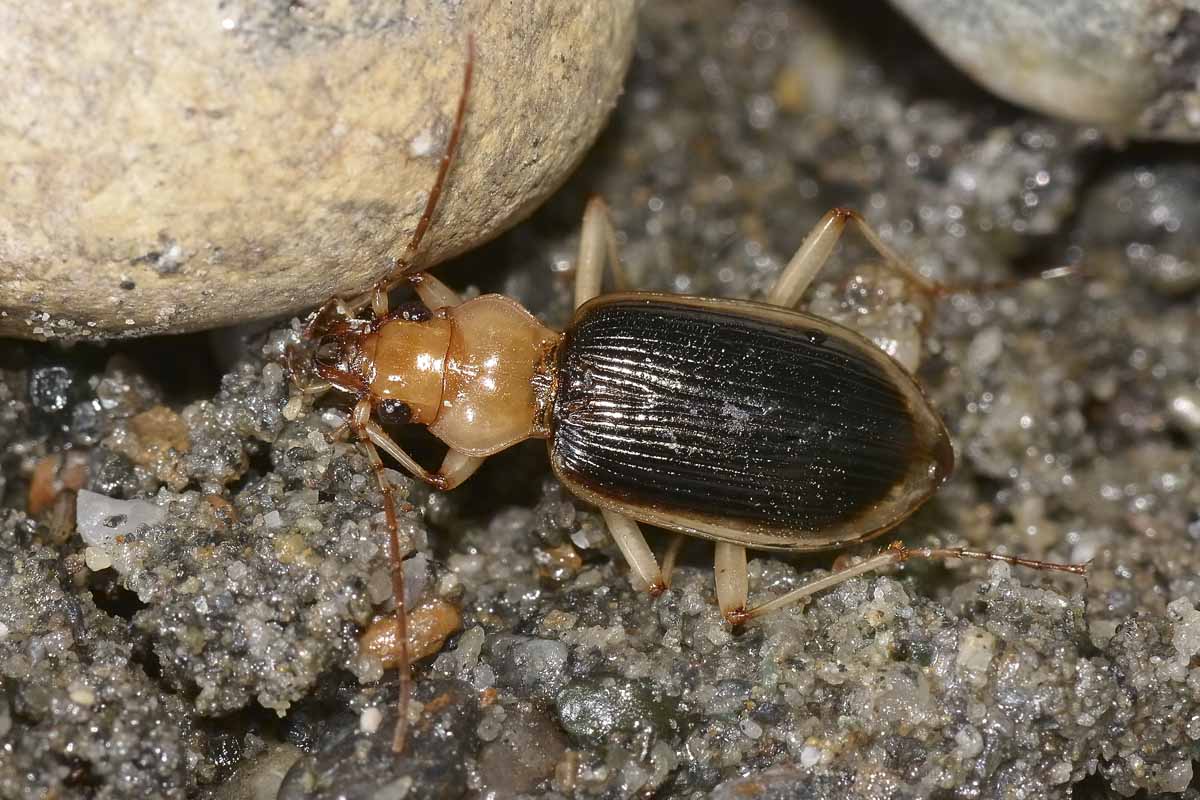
[343,396,413,752]
[740,540,1088,621]
[924,263,1084,298]
[390,34,475,284]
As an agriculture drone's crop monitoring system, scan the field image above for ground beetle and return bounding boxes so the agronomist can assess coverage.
[290,37,1085,751]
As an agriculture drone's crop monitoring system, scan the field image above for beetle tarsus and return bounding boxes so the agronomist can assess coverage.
[895,543,1090,576]
[723,607,750,627]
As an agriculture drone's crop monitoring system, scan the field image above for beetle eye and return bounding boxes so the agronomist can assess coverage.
[392,301,432,322]
[314,336,342,367]
[377,398,412,426]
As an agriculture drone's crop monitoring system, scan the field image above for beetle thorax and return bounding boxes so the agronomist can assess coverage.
[364,295,562,457]
[361,316,453,425]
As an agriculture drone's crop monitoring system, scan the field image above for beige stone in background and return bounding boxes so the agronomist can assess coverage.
[0,0,637,340]
[888,0,1200,141]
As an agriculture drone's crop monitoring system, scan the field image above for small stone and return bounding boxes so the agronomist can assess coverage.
[359,707,383,735]
[277,678,478,800]
[555,679,669,745]
[956,627,996,675]
[740,718,764,739]
[359,600,464,668]
[75,489,167,575]
[1159,759,1193,793]
[281,395,304,422]
[83,547,113,572]
[492,635,571,699]
[954,726,984,758]
[1168,598,1200,662]
[67,684,96,706]
[1046,761,1072,784]
[476,704,567,799]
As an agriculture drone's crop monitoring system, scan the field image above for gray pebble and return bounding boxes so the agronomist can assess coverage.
[890,0,1200,140]
[556,677,673,745]
[277,678,478,800]
[476,703,567,799]
[491,635,571,699]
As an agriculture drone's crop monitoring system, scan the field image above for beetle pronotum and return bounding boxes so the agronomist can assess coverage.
[291,38,1086,752]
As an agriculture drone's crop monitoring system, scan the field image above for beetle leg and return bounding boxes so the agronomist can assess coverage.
[297,380,333,397]
[348,398,412,752]
[409,271,463,310]
[326,419,351,443]
[737,541,1089,622]
[601,510,668,595]
[434,447,486,490]
[371,283,391,319]
[659,534,686,588]
[768,208,936,309]
[574,196,629,309]
[714,542,750,625]
[362,420,484,491]
[353,271,463,322]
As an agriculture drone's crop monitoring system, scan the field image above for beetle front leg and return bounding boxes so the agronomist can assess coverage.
[409,272,463,310]
[601,510,668,596]
[435,447,486,490]
[574,196,629,309]
[768,208,936,309]
[353,270,463,320]
[362,418,484,490]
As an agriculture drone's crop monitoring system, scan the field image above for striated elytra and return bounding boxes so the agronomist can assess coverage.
[551,294,953,551]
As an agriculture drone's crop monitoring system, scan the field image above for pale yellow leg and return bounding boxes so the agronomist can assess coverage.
[409,272,463,310]
[767,208,935,309]
[601,510,667,595]
[660,534,686,587]
[714,542,749,624]
[574,196,630,309]
[364,420,483,491]
[737,542,1088,622]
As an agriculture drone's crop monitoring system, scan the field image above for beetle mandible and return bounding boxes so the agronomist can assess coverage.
[291,37,1086,751]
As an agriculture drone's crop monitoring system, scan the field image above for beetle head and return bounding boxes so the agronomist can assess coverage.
[292,299,372,395]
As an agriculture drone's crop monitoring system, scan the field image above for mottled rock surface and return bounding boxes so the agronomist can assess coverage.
[0,0,636,340]
[1,1,1198,798]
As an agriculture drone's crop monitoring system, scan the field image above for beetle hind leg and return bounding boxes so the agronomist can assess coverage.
[735,541,1089,622]
[408,271,463,310]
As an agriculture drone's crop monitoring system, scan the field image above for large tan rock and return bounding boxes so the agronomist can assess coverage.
[0,1,636,340]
